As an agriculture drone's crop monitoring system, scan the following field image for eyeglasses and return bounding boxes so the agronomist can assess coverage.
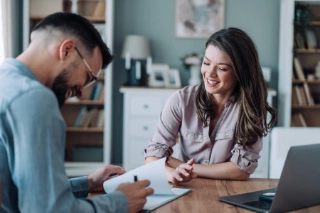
[75,47,99,88]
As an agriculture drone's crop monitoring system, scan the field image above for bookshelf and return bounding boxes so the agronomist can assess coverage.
[23,0,114,176]
[279,0,320,127]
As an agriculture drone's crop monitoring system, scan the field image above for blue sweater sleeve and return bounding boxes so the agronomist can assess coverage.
[7,88,129,213]
[69,176,89,198]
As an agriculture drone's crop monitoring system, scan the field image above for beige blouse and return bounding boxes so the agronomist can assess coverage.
[144,85,262,174]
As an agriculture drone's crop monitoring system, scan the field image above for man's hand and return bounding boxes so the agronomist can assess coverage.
[170,158,197,184]
[116,180,154,213]
[88,165,126,193]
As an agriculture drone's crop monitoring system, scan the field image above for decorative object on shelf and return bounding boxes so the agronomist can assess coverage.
[164,69,181,88]
[295,4,314,26]
[305,29,317,49]
[315,62,320,79]
[181,53,202,85]
[121,35,151,86]
[149,64,169,87]
[175,0,225,38]
[294,3,315,50]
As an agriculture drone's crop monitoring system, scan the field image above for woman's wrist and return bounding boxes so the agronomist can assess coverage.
[166,156,183,169]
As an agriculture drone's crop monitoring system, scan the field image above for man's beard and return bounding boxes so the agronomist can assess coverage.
[52,69,69,108]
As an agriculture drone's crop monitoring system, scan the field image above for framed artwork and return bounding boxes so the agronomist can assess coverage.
[165,69,181,88]
[175,0,225,38]
[149,64,169,87]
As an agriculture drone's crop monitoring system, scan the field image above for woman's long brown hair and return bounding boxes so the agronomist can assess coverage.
[195,27,276,149]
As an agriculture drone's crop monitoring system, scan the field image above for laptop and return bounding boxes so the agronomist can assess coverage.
[219,144,320,213]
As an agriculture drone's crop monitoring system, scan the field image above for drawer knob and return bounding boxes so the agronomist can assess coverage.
[143,104,149,109]
[143,126,148,131]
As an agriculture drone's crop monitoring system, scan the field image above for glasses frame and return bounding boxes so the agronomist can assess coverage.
[75,47,99,88]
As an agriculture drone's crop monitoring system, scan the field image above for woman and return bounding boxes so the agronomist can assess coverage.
[144,27,276,184]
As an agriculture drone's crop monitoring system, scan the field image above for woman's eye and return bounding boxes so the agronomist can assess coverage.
[218,67,227,71]
[203,61,209,65]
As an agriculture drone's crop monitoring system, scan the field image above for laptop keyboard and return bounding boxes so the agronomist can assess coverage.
[243,200,272,210]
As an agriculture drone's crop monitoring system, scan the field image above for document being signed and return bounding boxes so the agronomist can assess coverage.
[103,158,191,212]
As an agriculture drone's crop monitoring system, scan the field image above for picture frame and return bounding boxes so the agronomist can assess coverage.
[175,0,225,38]
[305,29,317,49]
[164,69,181,88]
[149,64,169,87]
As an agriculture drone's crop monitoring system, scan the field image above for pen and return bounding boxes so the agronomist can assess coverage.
[134,175,138,182]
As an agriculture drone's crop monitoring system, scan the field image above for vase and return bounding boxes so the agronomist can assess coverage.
[189,65,201,85]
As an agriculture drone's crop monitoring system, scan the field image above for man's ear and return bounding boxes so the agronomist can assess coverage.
[59,39,76,60]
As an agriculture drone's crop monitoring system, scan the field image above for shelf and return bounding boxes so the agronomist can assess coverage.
[66,127,104,132]
[293,80,320,84]
[30,16,105,23]
[292,105,320,109]
[65,100,104,106]
[311,21,320,26]
[295,49,320,53]
[295,21,320,26]
[84,16,105,22]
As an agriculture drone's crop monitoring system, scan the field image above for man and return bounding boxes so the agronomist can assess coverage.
[0,12,153,213]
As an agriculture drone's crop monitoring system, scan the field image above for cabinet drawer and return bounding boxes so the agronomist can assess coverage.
[129,96,162,116]
[129,118,159,138]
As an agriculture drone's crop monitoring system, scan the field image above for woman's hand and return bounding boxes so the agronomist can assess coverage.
[170,158,197,184]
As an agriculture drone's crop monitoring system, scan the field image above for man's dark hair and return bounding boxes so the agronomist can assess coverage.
[33,12,113,69]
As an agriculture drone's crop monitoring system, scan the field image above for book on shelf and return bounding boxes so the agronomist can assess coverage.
[98,84,105,100]
[103,158,191,212]
[299,86,308,105]
[92,1,106,17]
[96,109,104,128]
[79,109,91,127]
[294,85,306,105]
[91,82,104,100]
[292,86,299,105]
[83,108,95,127]
[291,113,307,127]
[74,107,87,127]
[88,108,99,127]
[295,32,306,49]
[302,83,315,106]
[293,57,305,80]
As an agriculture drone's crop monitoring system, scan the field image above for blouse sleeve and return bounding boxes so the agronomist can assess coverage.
[230,137,263,174]
[144,91,182,158]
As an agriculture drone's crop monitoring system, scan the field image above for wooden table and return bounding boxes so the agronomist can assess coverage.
[89,178,320,212]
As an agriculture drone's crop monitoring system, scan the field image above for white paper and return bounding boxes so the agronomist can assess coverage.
[103,158,191,211]
[143,188,190,210]
[103,158,174,195]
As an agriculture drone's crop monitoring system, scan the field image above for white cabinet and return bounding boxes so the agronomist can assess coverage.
[251,89,277,178]
[120,87,178,171]
[121,87,277,178]
[23,0,114,176]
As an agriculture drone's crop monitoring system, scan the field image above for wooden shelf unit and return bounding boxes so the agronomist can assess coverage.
[24,0,114,170]
[290,1,320,127]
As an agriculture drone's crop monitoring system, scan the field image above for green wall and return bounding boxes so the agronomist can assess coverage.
[112,0,281,164]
